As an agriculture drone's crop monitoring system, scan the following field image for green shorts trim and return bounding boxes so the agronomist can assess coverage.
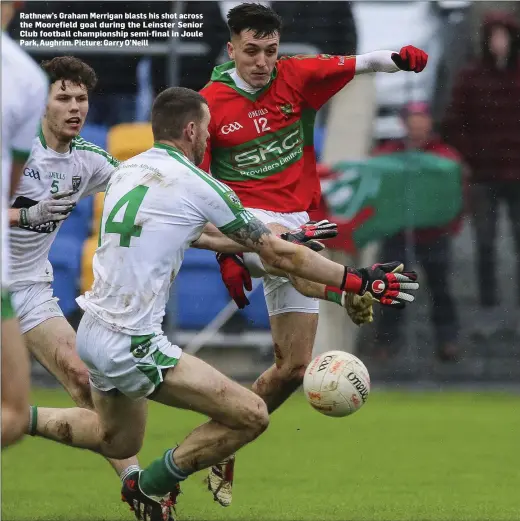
[132,334,180,390]
[1,290,16,320]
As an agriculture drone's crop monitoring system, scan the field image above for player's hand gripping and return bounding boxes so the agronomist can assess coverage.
[343,292,374,326]
[342,261,419,308]
[280,220,338,252]
[19,189,76,228]
[391,45,428,73]
[217,221,339,308]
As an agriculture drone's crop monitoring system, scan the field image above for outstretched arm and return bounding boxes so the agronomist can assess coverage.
[224,218,418,307]
[193,220,337,254]
[355,46,428,75]
[227,219,345,286]
[289,47,428,111]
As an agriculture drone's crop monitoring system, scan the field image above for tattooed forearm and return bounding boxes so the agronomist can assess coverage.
[227,217,273,251]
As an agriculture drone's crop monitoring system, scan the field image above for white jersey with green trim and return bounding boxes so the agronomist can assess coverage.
[77,143,254,335]
[1,32,48,286]
[9,132,118,290]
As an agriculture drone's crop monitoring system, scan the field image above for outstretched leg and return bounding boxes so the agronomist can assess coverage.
[1,292,30,449]
[31,353,268,521]
[24,316,140,477]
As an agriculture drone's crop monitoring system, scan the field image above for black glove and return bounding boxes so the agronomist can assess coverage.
[341,261,419,308]
[280,220,338,252]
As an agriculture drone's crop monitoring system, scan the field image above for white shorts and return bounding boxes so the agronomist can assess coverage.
[10,282,64,334]
[243,208,319,317]
[76,312,182,400]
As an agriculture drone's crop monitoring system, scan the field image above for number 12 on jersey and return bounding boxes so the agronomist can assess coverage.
[101,185,148,247]
[253,117,270,134]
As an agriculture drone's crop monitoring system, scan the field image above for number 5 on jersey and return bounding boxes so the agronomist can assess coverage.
[101,185,149,247]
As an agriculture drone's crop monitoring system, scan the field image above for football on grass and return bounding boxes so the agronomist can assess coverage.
[303,350,370,417]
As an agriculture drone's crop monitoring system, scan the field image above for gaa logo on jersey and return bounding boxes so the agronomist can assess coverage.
[221,122,243,135]
[224,191,243,210]
[23,167,41,180]
[72,175,82,192]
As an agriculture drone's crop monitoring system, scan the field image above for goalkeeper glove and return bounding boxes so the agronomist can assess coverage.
[343,292,374,326]
[324,286,374,326]
[341,261,419,308]
[280,219,338,252]
[18,190,76,228]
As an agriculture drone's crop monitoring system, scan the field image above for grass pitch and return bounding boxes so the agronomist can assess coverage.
[2,388,520,521]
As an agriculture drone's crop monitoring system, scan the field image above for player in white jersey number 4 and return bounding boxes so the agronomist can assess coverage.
[1,1,48,448]
[29,87,419,521]
[8,57,140,478]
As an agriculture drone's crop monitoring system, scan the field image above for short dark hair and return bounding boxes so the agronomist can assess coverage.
[227,3,282,39]
[151,87,207,141]
[41,56,97,91]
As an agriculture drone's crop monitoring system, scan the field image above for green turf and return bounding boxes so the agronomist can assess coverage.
[2,388,520,521]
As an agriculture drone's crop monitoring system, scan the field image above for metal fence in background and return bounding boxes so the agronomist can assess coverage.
[356,198,520,386]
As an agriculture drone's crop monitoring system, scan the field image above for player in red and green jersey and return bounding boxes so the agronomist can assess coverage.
[200,51,354,211]
[199,3,428,505]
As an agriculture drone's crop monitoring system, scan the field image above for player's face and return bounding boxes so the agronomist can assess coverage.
[228,30,279,88]
[489,25,510,61]
[45,80,89,142]
[406,113,432,144]
[1,2,15,29]
[192,103,211,166]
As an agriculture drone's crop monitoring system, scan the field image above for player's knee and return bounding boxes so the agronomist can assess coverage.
[101,428,142,460]
[241,396,269,440]
[66,364,93,409]
[289,363,308,383]
[11,418,27,446]
[104,443,140,461]
[1,407,28,447]
[279,361,308,386]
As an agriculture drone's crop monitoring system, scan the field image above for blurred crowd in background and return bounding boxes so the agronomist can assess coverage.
[7,1,520,383]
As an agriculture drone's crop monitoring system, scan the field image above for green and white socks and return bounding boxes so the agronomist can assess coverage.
[139,448,191,497]
[120,465,141,483]
[28,405,188,497]
[28,405,38,435]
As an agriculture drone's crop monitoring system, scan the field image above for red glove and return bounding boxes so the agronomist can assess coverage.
[391,45,428,73]
[280,219,338,252]
[341,261,419,308]
[216,253,252,309]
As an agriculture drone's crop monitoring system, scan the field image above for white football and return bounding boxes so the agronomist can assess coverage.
[303,350,370,417]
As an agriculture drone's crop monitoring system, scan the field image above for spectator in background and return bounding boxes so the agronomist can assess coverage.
[443,11,520,312]
[373,102,462,363]
[431,1,473,127]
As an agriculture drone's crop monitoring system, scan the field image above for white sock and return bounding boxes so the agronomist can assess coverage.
[120,464,141,482]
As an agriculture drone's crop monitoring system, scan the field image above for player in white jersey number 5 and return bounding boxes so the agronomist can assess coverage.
[29,87,419,521]
[8,57,140,478]
[1,1,48,448]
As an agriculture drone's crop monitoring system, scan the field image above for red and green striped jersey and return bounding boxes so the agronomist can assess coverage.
[200,55,356,212]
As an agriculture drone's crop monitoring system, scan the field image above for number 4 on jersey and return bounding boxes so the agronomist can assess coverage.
[104,185,149,247]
